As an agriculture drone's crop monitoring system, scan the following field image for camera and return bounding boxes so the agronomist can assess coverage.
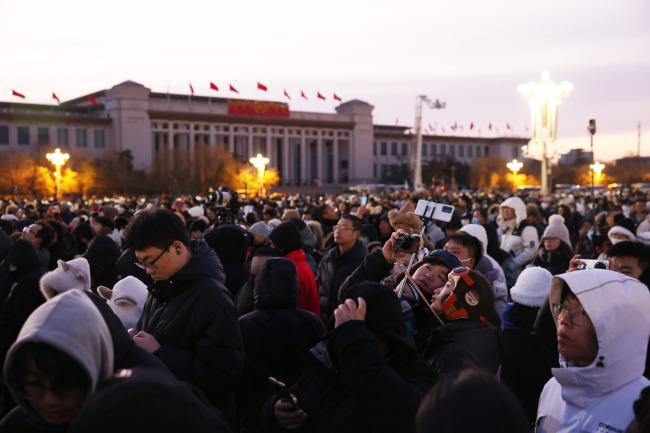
[207,190,236,207]
[395,235,421,253]
[414,200,454,222]
[576,259,609,270]
[205,187,241,226]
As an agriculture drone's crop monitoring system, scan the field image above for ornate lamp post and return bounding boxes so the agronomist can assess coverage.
[589,161,605,183]
[46,148,69,200]
[518,71,573,195]
[250,153,269,196]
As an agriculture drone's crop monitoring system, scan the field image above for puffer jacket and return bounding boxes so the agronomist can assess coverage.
[497,197,539,269]
[137,239,244,426]
[536,271,650,432]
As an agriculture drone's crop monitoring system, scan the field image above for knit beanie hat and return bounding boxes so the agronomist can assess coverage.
[204,224,250,264]
[608,217,637,243]
[249,221,269,239]
[510,266,552,307]
[440,270,495,323]
[268,221,303,256]
[290,218,316,248]
[541,214,572,247]
[388,201,422,232]
[395,249,461,286]
[267,218,283,230]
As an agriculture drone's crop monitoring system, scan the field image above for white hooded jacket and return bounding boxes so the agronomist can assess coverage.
[536,271,650,433]
[497,197,539,269]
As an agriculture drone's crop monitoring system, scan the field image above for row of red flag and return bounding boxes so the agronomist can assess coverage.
[12,90,99,107]
[402,121,527,135]
[192,81,342,102]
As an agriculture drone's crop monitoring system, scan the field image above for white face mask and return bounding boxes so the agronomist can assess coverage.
[610,238,624,245]
[541,203,549,210]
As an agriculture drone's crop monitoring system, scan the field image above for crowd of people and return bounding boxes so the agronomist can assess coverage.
[0,186,650,432]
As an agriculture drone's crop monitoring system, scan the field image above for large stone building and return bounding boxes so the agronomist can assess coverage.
[0,81,529,189]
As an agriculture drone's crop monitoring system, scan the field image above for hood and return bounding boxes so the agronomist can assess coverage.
[40,258,92,300]
[549,270,650,405]
[498,197,527,226]
[253,258,299,309]
[6,239,42,274]
[3,290,114,420]
[459,224,488,255]
[174,239,225,284]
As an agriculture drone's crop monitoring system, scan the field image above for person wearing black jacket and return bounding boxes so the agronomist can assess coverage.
[124,208,245,429]
[238,258,325,433]
[262,281,435,433]
[83,217,121,291]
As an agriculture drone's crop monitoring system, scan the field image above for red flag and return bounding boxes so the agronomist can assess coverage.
[210,82,219,91]
[333,93,341,102]
[395,117,399,126]
[317,92,326,100]
[189,83,194,95]
[441,127,446,133]
[12,90,25,99]
[301,90,308,101]
[506,123,512,130]
[470,122,474,130]
[488,123,493,131]
[257,82,268,91]
[229,84,239,93]
[52,93,60,103]
[428,124,433,130]
[284,89,291,100]
[88,95,99,107]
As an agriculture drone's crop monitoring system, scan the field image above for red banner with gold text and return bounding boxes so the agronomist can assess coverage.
[228,100,290,118]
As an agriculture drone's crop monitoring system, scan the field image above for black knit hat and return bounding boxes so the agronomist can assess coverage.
[268,221,303,256]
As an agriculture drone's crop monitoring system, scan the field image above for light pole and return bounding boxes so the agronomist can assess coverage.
[46,148,69,201]
[412,95,445,191]
[507,159,523,188]
[590,161,605,183]
[250,153,269,196]
[517,71,573,195]
[588,119,596,198]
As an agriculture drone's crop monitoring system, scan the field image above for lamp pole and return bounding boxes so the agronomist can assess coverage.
[46,148,70,201]
[518,71,573,195]
[250,153,269,197]
[588,119,596,199]
[412,95,445,191]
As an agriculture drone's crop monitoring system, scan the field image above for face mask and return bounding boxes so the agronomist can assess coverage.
[471,218,480,225]
[610,238,624,245]
[622,205,630,215]
[541,203,549,209]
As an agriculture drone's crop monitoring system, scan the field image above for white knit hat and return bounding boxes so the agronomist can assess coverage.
[188,206,204,218]
[541,214,572,248]
[249,221,269,239]
[510,266,553,307]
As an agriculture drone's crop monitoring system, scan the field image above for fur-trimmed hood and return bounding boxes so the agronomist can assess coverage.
[497,197,527,226]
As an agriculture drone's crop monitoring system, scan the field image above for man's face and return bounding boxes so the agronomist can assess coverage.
[635,202,646,214]
[443,239,473,269]
[472,210,485,224]
[22,223,43,247]
[333,218,359,246]
[609,256,644,279]
[556,296,598,367]
[502,207,515,221]
[429,271,458,313]
[322,205,339,221]
[412,263,450,299]
[135,243,177,281]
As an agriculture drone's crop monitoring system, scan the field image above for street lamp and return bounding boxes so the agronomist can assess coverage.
[412,95,445,191]
[590,161,605,183]
[588,119,596,198]
[250,153,269,196]
[507,159,523,177]
[46,148,69,201]
[517,71,573,195]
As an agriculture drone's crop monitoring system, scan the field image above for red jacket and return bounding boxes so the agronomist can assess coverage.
[285,249,321,317]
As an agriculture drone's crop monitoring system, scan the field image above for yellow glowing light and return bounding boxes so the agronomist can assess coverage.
[590,161,605,178]
[507,159,523,175]
[250,153,269,179]
[46,148,70,200]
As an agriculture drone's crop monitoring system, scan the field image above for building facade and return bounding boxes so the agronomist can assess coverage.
[0,81,529,189]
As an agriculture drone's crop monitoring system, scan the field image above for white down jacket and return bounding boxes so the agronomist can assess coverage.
[497,197,539,269]
[535,270,650,433]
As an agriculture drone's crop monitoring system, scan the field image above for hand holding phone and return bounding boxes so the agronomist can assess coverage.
[269,377,300,411]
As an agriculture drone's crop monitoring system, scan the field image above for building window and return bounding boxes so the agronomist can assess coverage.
[422,143,427,156]
[151,122,158,129]
[476,146,481,157]
[37,127,49,145]
[18,126,29,145]
[0,125,9,145]
[468,145,473,158]
[401,142,408,155]
[440,144,446,155]
[512,145,519,158]
[373,141,377,155]
[76,129,87,147]
[380,142,387,155]
[94,130,105,148]
[450,144,455,157]
[373,164,377,177]
[459,145,464,158]
[431,143,436,155]
[57,128,68,146]
[484,146,489,155]
[391,142,397,155]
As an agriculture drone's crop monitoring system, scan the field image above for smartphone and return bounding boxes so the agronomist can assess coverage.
[269,377,300,410]
[361,195,368,206]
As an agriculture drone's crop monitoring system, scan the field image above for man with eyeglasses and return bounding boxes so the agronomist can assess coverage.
[317,214,367,324]
[21,220,54,269]
[123,208,244,429]
[536,270,650,433]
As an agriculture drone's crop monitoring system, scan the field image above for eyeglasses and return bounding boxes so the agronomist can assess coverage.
[22,226,37,235]
[333,225,355,232]
[551,303,590,326]
[22,382,75,401]
[134,242,174,270]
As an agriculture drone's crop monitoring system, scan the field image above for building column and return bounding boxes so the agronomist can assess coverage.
[316,132,323,184]
[300,133,307,186]
[282,131,290,185]
[333,134,339,185]
[189,124,195,165]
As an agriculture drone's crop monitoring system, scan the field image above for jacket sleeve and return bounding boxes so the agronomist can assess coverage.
[336,250,394,303]
[331,321,435,433]
[513,226,539,267]
[153,289,245,406]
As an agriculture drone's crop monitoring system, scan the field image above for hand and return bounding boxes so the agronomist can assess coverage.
[334,298,367,328]
[567,254,583,273]
[274,398,307,430]
[127,328,138,338]
[382,230,409,264]
[357,204,368,219]
[132,331,161,353]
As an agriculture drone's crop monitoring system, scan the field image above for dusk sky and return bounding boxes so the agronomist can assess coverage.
[2,0,649,163]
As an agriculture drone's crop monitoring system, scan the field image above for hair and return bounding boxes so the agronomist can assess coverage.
[607,241,650,271]
[34,219,54,248]
[124,208,189,251]
[340,214,362,232]
[189,219,208,234]
[415,368,529,433]
[560,281,577,304]
[473,207,487,221]
[307,220,324,251]
[94,216,115,234]
[114,216,130,231]
[446,232,483,264]
[45,219,66,243]
[506,302,540,330]
[7,342,90,394]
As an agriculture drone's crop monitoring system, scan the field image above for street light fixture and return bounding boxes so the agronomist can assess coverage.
[588,119,597,198]
[517,71,573,195]
[507,159,523,176]
[412,95,445,191]
[46,148,69,201]
[250,153,269,196]
[590,161,605,181]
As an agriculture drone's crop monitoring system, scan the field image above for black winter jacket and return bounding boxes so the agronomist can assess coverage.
[137,240,244,424]
[83,235,121,290]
